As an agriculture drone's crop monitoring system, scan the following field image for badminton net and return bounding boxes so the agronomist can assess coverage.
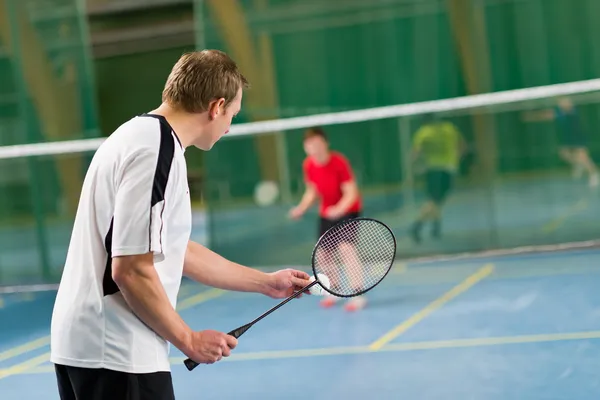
[2,79,600,288]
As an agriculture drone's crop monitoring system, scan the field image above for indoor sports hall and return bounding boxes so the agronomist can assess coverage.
[3,0,600,399]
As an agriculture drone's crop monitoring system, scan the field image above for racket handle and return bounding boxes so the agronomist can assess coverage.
[184,358,199,371]
[183,324,252,371]
[184,283,315,372]
[228,323,252,339]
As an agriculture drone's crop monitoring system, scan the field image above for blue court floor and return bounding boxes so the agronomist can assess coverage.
[2,171,600,284]
[2,248,600,399]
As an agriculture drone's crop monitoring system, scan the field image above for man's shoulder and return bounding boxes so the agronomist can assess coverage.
[111,115,161,141]
[330,151,351,165]
[440,122,462,138]
[302,156,313,169]
[103,116,165,154]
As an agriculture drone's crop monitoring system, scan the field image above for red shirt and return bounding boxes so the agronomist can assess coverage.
[303,151,362,217]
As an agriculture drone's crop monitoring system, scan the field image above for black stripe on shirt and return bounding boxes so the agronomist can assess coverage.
[102,115,176,297]
[147,114,175,254]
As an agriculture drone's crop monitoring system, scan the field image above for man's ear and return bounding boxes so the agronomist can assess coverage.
[208,98,226,120]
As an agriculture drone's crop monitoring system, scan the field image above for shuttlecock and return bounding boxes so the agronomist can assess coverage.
[309,274,330,296]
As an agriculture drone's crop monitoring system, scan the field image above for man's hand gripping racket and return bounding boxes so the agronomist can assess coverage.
[184,217,396,371]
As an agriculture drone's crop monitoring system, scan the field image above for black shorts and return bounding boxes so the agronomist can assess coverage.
[318,211,361,238]
[559,131,588,148]
[54,364,175,400]
[425,169,453,204]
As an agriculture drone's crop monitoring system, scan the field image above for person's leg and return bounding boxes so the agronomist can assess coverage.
[135,371,175,400]
[410,170,441,243]
[54,364,175,400]
[572,147,599,187]
[558,145,586,180]
[559,146,577,165]
[55,364,77,400]
[317,217,339,308]
[317,212,368,310]
[431,171,453,238]
[55,364,131,400]
[557,124,582,175]
[332,212,367,312]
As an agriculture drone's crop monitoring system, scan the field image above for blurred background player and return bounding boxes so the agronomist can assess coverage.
[524,96,599,187]
[409,114,466,243]
[289,127,366,311]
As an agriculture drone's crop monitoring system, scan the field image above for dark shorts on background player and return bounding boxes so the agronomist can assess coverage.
[55,364,175,400]
[558,129,588,148]
[318,211,361,238]
[555,107,588,149]
[425,169,453,204]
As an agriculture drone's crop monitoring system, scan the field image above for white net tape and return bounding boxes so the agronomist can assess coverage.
[313,219,395,296]
[2,78,600,160]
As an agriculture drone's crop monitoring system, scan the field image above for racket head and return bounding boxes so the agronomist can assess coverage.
[311,217,396,298]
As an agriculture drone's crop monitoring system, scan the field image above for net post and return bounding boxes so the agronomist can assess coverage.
[193,0,206,50]
[398,116,415,214]
[275,132,292,204]
[5,0,52,281]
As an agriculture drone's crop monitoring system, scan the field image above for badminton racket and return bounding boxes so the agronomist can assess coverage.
[184,217,396,371]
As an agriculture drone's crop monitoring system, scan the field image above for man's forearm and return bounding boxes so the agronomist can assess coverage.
[336,193,357,212]
[334,184,358,213]
[297,188,317,213]
[523,109,554,122]
[114,258,192,352]
[183,241,271,294]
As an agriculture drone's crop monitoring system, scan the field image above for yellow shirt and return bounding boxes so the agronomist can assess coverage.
[412,121,463,172]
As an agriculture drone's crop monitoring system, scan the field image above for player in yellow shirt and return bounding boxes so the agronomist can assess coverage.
[409,114,466,243]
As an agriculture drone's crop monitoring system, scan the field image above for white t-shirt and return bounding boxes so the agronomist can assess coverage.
[50,114,191,374]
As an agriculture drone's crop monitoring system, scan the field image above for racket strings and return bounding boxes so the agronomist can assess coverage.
[314,219,395,296]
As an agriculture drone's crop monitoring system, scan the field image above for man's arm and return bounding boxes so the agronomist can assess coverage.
[333,180,359,213]
[109,145,234,364]
[183,241,311,299]
[410,126,426,161]
[182,241,273,294]
[292,183,318,215]
[522,109,556,122]
[289,163,318,219]
[324,155,360,218]
[113,253,235,363]
[450,124,468,157]
[113,253,193,352]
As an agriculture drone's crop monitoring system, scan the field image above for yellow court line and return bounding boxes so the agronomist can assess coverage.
[542,198,588,234]
[19,330,600,375]
[384,330,600,352]
[393,262,408,274]
[208,329,600,362]
[176,288,225,311]
[0,336,50,363]
[369,263,495,350]
[0,288,225,380]
[387,263,600,286]
[0,353,51,380]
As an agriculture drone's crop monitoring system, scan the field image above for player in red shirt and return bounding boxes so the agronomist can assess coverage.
[289,127,366,311]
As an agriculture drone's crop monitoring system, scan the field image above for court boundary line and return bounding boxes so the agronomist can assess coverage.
[369,263,494,350]
[12,330,600,375]
[5,236,600,295]
[0,337,50,363]
[541,197,589,234]
[0,288,225,379]
[4,259,600,367]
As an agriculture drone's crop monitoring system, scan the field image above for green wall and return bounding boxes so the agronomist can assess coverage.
[94,46,194,136]
[74,0,600,203]
[192,0,600,204]
[40,0,600,206]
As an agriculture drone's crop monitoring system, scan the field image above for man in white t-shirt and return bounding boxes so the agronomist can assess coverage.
[50,49,312,400]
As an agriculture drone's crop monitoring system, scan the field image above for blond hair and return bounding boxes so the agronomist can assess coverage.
[162,49,249,113]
